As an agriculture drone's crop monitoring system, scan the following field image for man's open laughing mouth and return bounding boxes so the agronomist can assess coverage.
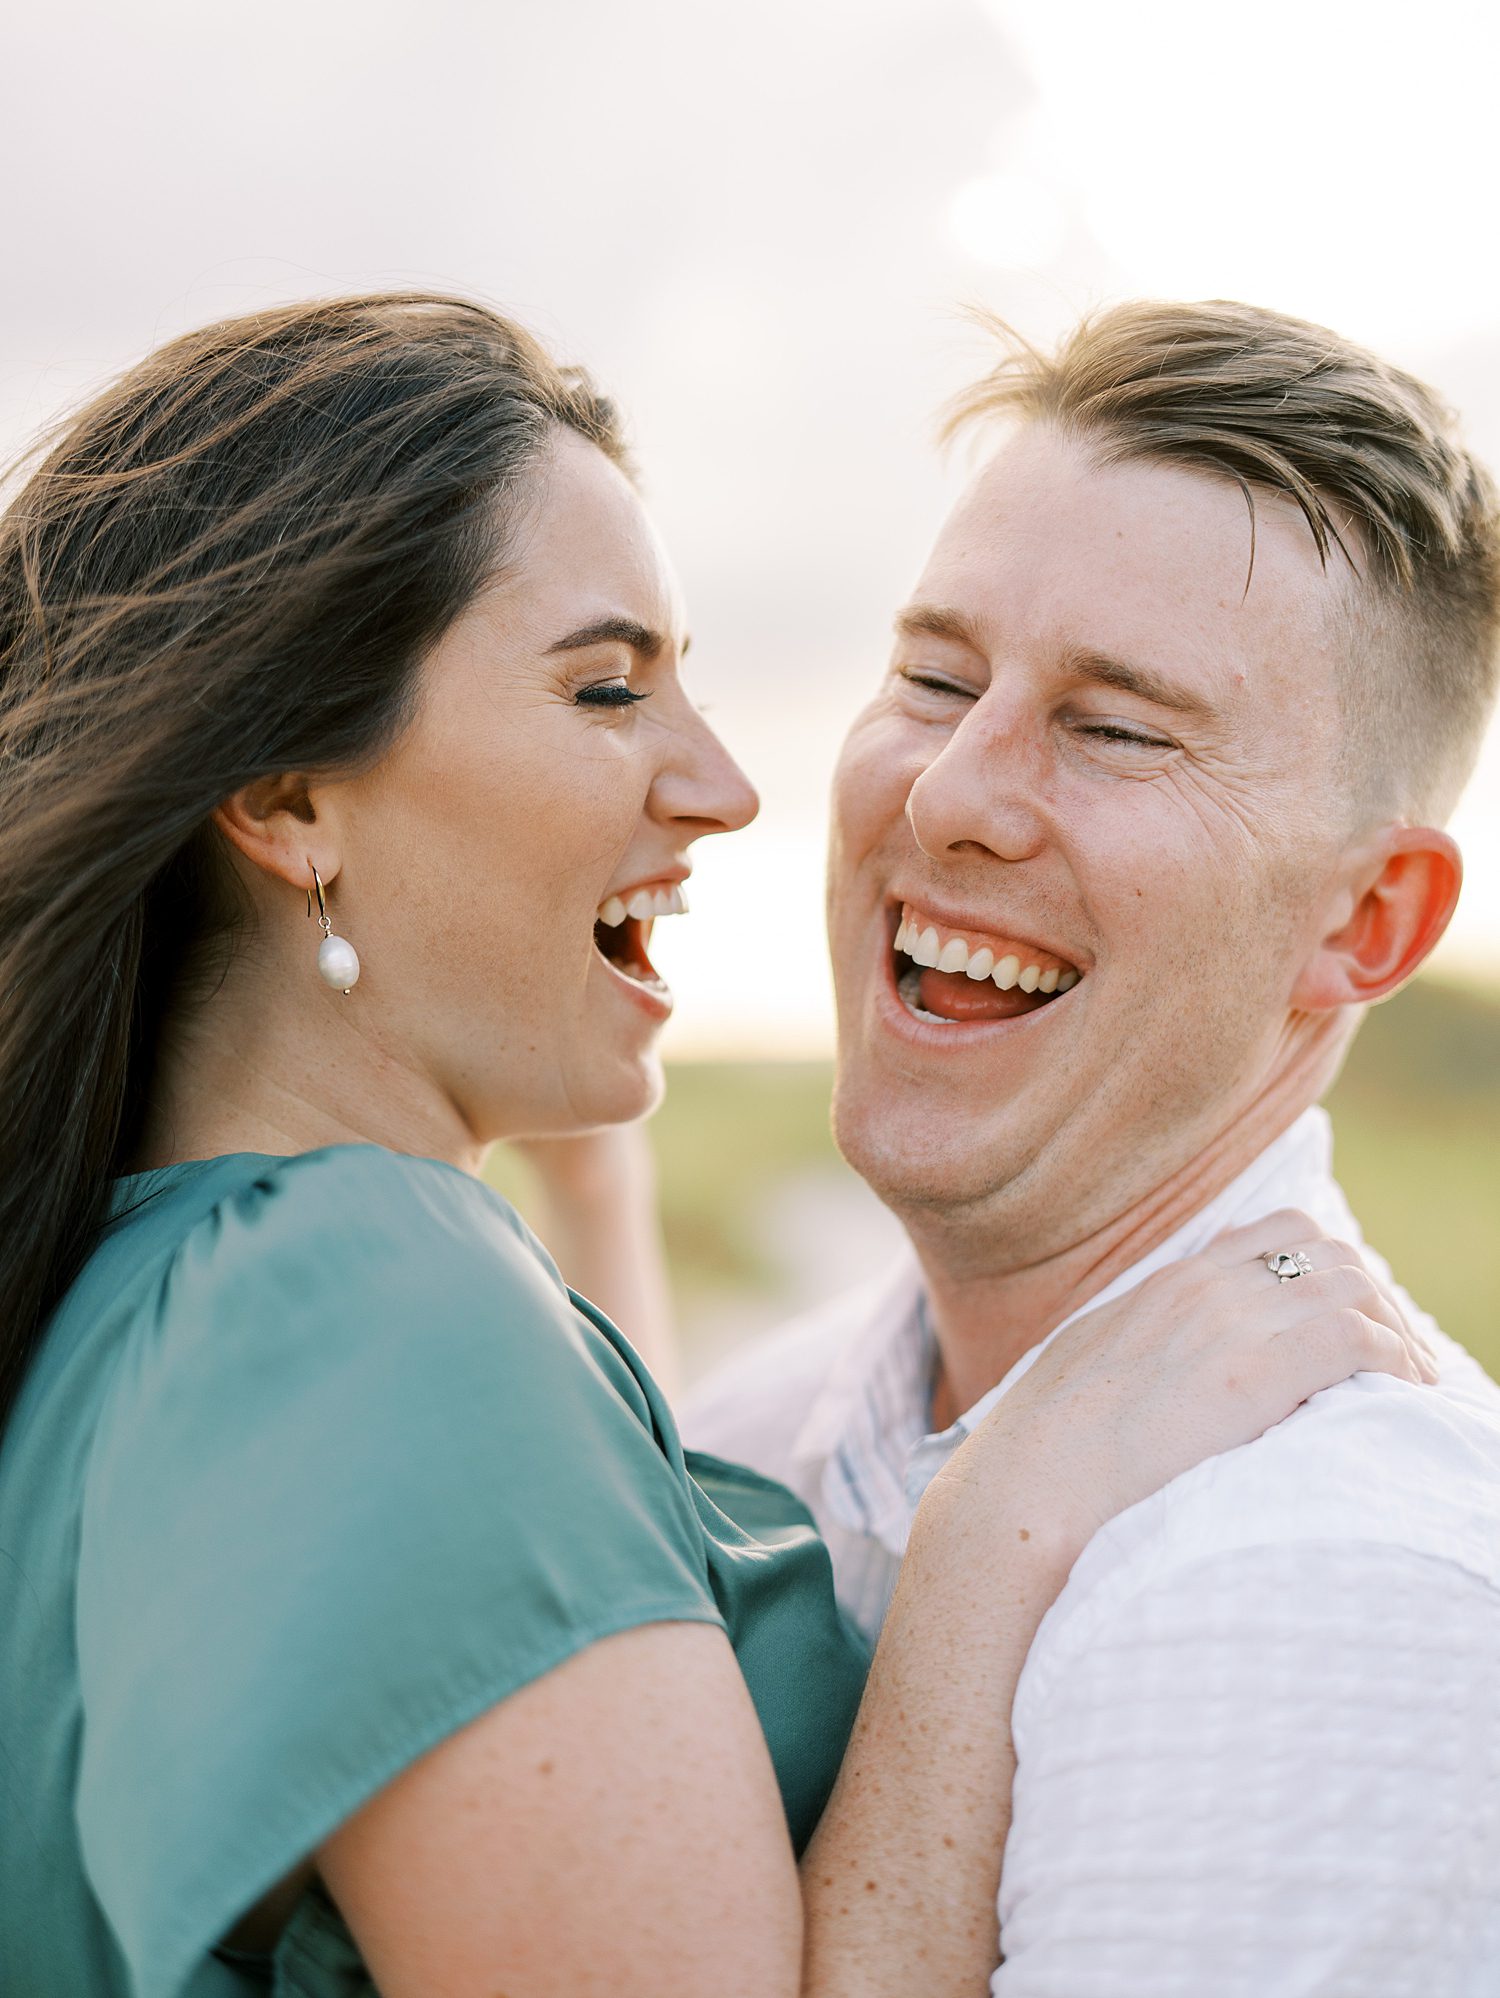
[888,900,1082,1028]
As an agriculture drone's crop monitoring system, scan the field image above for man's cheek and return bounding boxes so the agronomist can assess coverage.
[833,730,917,852]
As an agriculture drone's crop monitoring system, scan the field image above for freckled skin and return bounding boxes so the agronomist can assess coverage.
[333,433,759,1143]
[147,430,758,1177]
[828,422,1364,1270]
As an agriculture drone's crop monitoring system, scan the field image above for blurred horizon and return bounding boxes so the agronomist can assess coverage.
[3,0,1498,1058]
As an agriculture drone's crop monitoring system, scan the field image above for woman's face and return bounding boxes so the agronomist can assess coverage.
[326,429,758,1142]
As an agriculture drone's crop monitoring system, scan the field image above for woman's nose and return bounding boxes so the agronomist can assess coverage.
[655,704,759,839]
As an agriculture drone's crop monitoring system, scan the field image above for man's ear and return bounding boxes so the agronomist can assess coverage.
[212,774,341,897]
[1291,825,1462,1012]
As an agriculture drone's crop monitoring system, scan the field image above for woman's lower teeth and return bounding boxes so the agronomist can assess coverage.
[615,956,667,990]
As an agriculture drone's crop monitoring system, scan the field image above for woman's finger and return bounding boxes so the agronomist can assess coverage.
[1199,1209,1326,1269]
[1204,1217,1436,1378]
[1280,1307,1430,1394]
[1263,1252,1436,1377]
[1186,1245,1440,1399]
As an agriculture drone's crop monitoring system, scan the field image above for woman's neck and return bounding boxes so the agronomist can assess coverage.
[129,965,482,1177]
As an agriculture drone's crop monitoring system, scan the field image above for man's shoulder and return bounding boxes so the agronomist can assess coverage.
[681,1253,920,1483]
[1167,1347,1500,1571]
[1024,1344,1500,1707]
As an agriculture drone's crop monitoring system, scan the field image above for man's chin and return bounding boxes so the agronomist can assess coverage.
[831,1084,1031,1222]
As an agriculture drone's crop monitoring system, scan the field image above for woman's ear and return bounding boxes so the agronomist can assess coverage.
[1291,825,1462,1012]
[212,774,341,895]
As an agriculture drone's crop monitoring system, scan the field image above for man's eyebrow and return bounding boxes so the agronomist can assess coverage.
[545,615,670,659]
[1065,647,1217,719]
[894,603,986,650]
[897,605,1217,718]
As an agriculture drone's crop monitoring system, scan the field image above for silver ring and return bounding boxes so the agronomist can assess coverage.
[1265,1249,1315,1282]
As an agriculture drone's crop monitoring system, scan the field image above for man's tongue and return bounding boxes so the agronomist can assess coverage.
[916,967,1050,1021]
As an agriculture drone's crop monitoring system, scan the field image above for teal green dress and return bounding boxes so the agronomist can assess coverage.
[0,1146,869,1997]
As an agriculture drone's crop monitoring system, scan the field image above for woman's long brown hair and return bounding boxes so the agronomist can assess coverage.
[0,293,626,1435]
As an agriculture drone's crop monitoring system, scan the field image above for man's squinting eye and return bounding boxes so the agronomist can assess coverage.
[576,678,651,709]
[897,668,1176,751]
[1075,720,1175,749]
[897,667,974,699]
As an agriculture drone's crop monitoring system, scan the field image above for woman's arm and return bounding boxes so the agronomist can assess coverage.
[316,1211,1432,1997]
[318,1621,803,1997]
[800,1210,1434,1994]
[801,1470,1076,1995]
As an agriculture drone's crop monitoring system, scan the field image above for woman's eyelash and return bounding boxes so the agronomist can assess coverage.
[576,683,651,709]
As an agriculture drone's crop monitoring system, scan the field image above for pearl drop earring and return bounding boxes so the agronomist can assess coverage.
[306,862,360,993]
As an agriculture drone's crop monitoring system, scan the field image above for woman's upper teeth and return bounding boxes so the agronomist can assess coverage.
[895,906,1079,995]
[597,883,689,927]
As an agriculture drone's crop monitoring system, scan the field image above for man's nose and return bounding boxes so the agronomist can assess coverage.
[905,701,1048,864]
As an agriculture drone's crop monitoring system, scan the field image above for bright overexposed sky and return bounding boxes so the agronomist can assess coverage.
[2,0,1497,1054]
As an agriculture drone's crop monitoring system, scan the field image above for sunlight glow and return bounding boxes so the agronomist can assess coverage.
[947,171,1068,269]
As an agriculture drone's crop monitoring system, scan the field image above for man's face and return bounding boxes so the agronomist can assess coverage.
[828,422,1360,1258]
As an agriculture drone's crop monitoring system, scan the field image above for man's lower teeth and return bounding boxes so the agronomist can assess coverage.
[898,964,958,1025]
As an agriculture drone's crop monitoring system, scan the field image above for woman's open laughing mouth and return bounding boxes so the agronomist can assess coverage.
[592,881,687,1019]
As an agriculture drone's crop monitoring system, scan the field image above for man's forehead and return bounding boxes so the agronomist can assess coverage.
[909,429,1349,710]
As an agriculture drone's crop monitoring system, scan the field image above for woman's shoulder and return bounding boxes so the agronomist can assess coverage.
[94,1143,638,1458]
[118,1142,560,1322]
[118,1140,547,1266]
[82,1139,706,1627]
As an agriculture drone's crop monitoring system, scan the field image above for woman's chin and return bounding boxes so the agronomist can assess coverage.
[567,1049,666,1132]
[476,1047,666,1148]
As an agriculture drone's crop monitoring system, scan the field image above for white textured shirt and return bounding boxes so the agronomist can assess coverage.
[684,1109,1500,1996]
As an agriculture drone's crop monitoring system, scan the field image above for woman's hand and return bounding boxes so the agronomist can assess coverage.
[938,1207,1437,1540]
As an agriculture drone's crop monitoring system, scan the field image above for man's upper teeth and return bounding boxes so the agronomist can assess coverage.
[894,910,1079,994]
[597,884,689,927]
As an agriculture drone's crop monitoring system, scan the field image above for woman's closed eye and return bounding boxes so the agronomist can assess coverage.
[576,679,652,709]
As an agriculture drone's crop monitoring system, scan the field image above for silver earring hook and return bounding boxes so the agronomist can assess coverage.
[306,862,331,935]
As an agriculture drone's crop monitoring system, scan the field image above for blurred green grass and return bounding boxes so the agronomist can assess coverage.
[497,972,1500,1380]
[1318,976,1500,1377]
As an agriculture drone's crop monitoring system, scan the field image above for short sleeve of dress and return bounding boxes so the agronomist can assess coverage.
[73,1147,725,1997]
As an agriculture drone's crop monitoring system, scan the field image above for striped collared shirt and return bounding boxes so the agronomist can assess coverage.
[683,1108,1500,1994]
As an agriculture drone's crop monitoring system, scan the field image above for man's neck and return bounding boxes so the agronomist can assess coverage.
[917,1021,1349,1430]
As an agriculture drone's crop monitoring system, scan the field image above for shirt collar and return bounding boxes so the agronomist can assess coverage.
[806,1106,1349,1550]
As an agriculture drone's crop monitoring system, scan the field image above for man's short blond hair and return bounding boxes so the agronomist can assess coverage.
[945,300,1500,822]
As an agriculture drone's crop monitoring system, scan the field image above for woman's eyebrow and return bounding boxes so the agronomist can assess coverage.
[546,615,667,658]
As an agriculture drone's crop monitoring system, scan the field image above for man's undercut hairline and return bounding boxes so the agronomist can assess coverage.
[944,300,1500,830]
